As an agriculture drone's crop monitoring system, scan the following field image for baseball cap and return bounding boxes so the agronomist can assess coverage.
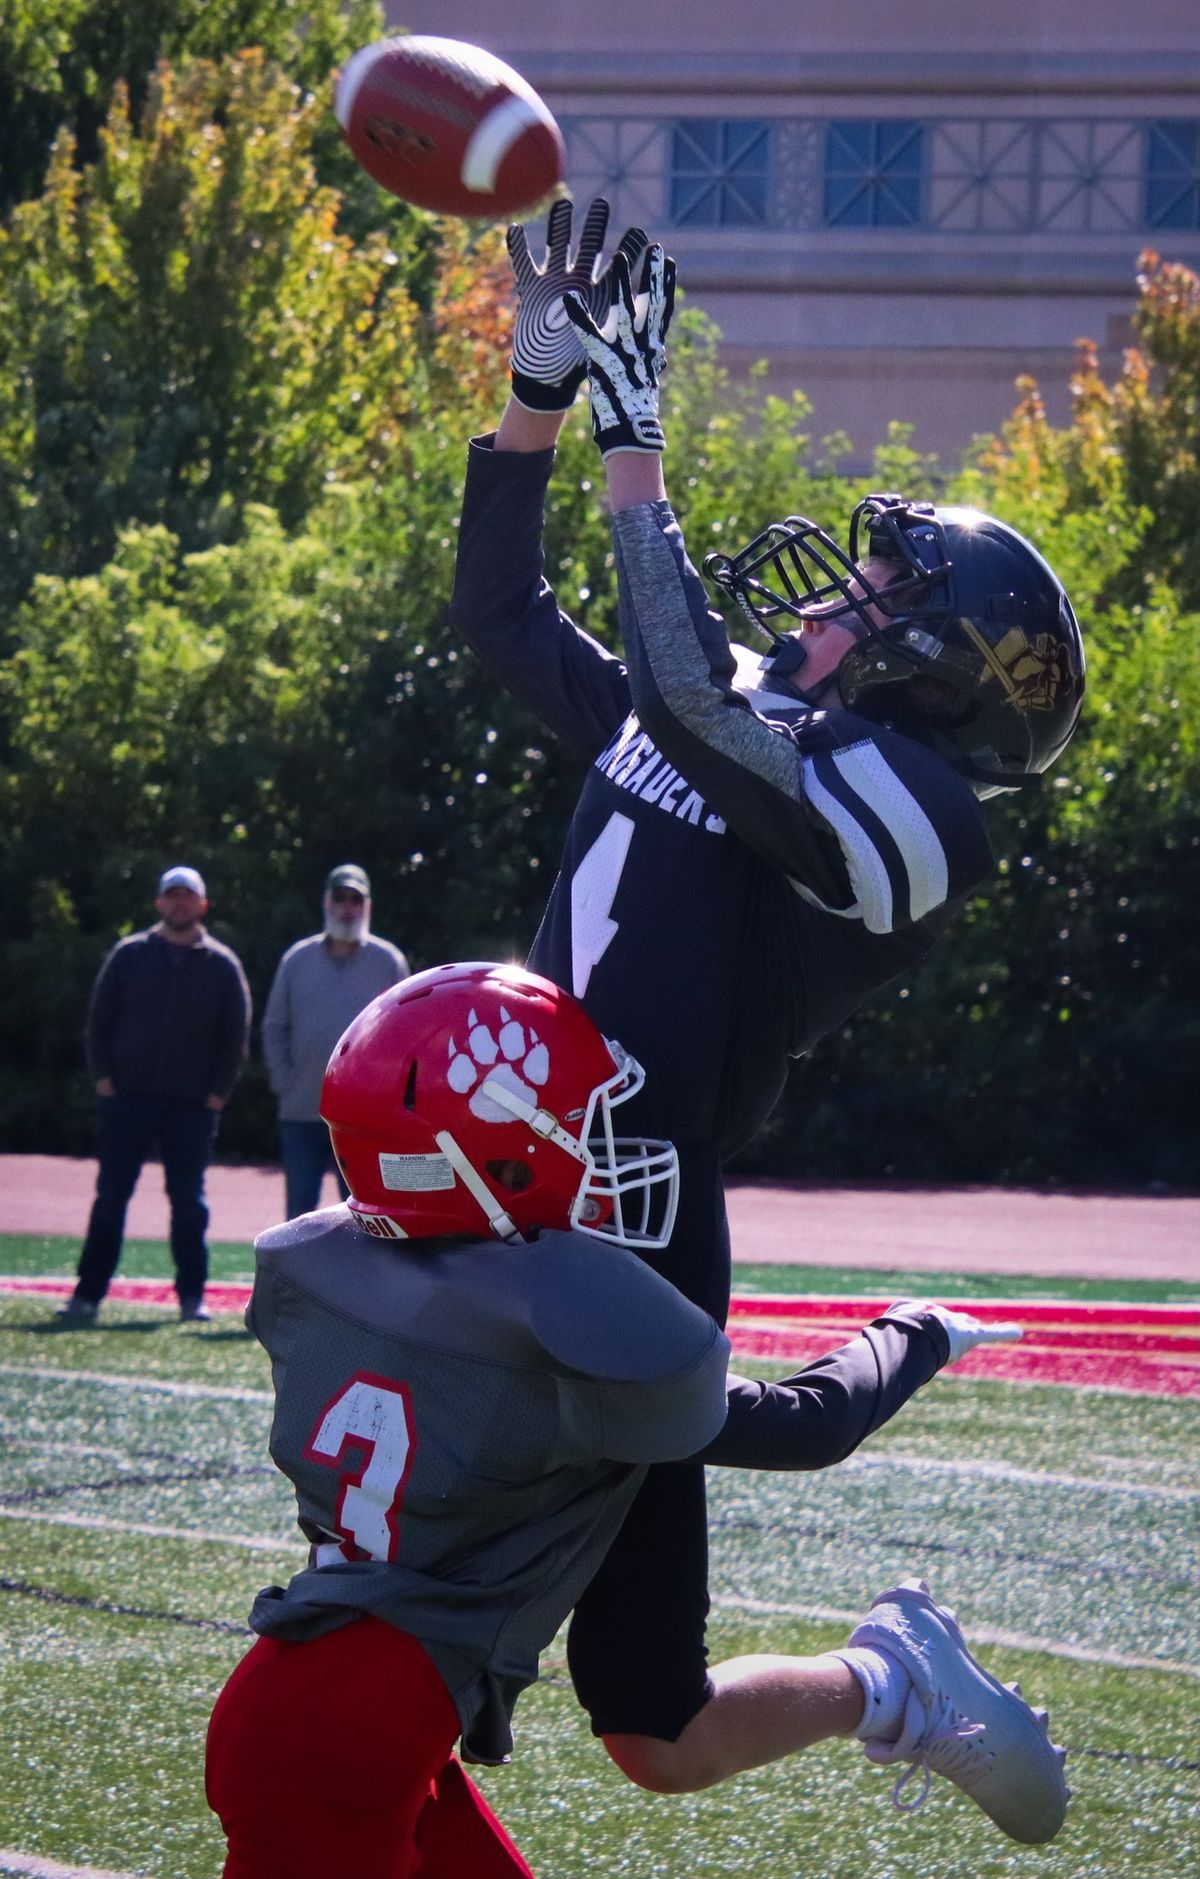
[326,864,370,897]
[158,866,206,897]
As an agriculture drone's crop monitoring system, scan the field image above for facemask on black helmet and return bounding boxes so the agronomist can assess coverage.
[704,492,1086,796]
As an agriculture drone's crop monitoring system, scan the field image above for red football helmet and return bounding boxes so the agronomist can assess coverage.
[321,963,678,1249]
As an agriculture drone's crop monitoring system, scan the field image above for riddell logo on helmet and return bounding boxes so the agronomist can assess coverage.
[358,1213,408,1240]
[447,1009,550,1122]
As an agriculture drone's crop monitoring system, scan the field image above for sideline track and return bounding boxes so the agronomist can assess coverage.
[3,1276,1195,1396]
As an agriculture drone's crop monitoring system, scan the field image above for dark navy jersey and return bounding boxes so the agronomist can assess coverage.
[452,438,992,1176]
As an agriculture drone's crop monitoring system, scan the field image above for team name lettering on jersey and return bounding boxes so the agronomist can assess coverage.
[595,719,726,834]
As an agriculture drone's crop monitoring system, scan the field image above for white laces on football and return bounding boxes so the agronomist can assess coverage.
[888,1697,989,1813]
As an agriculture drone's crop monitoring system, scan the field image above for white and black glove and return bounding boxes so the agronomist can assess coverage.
[507,196,648,414]
[563,244,676,456]
[887,1299,1023,1367]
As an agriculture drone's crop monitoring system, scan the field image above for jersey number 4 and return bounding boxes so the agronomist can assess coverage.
[304,1373,416,1563]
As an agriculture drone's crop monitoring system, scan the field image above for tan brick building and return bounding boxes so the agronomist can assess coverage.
[385,2,1200,467]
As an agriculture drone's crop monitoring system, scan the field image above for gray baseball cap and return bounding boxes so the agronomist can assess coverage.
[158,866,206,897]
[326,864,370,897]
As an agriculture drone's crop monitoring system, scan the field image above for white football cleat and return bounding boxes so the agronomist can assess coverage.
[847,1579,1069,1844]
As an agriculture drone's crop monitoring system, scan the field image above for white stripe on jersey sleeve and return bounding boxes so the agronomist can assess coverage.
[831,743,949,923]
[799,743,951,933]
[800,758,893,930]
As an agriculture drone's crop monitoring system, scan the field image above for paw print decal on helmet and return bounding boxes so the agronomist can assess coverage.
[447,1008,550,1123]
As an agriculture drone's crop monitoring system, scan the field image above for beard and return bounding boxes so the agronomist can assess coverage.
[323,900,369,944]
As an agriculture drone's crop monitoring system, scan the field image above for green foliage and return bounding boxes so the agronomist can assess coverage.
[0,26,563,1154]
[0,50,427,603]
[0,10,1194,1184]
[747,263,1200,1189]
[0,0,385,215]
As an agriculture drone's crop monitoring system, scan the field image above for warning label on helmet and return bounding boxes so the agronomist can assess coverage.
[378,1152,456,1192]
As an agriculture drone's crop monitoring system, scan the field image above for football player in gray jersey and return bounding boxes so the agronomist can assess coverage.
[205,963,1067,1876]
[449,198,1081,1848]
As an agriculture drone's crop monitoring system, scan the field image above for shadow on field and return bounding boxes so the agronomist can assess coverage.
[27,1317,165,1337]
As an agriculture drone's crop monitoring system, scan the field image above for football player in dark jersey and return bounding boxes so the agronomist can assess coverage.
[449,200,1083,1814]
[205,964,1065,1876]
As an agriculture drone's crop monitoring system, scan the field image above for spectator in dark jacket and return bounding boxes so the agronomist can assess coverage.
[56,866,251,1326]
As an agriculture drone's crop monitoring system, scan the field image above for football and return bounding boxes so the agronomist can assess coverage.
[334,35,565,219]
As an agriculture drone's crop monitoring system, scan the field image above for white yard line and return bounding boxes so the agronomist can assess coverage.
[0,1505,294,1553]
[713,1596,1200,1678]
[835,1449,1200,1502]
[0,1850,143,1879]
[1,1506,1188,1678]
[5,1363,1196,1495]
[0,1362,270,1404]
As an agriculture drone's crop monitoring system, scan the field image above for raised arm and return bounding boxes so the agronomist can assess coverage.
[565,252,992,931]
[449,198,651,756]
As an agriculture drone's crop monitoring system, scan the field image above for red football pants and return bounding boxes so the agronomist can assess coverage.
[205,1618,535,1879]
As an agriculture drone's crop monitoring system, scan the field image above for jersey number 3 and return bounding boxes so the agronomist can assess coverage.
[570,811,635,998]
[304,1373,416,1563]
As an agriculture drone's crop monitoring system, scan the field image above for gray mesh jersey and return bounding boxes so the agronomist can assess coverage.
[245,1207,730,1763]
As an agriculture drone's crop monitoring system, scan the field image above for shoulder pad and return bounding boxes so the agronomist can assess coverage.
[255,1206,355,1263]
[798,724,991,930]
[528,1233,713,1383]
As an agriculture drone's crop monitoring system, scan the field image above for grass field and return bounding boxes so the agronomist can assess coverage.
[1,1236,1198,1878]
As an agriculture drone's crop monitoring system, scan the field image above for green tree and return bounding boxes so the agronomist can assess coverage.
[0,49,426,607]
[0,27,547,1153]
[745,258,1200,1188]
[1,0,1195,1184]
[0,0,384,215]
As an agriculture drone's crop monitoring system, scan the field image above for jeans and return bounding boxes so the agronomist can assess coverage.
[279,1119,348,1220]
[76,1093,218,1304]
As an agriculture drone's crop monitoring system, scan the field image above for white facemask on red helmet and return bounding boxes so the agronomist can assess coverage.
[320,963,679,1250]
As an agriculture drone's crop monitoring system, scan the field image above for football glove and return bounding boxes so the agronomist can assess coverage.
[887,1299,1023,1367]
[508,196,648,413]
[563,244,676,457]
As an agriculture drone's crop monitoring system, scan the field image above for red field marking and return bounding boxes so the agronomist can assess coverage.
[726,1328,1199,1397]
[0,1276,254,1315]
[4,1276,1196,1395]
[728,1295,1200,1327]
[726,1294,1198,1397]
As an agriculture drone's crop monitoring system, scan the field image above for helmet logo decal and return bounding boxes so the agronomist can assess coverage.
[960,620,1069,711]
[357,1211,409,1238]
[447,1008,550,1123]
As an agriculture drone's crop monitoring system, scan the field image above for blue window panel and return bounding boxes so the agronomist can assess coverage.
[1146,121,1200,230]
[670,119,770,226]
[825,120,924,227]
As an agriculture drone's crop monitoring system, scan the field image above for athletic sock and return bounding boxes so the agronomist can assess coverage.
[834,1645,913,1743]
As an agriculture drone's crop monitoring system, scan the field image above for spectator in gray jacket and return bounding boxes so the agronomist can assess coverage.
[57,865,251,1326]
[262,865,409,1218]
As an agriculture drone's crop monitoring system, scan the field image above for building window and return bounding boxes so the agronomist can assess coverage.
[669,120,770,226]
[824,120,923,226]
[1146,121,1200,230]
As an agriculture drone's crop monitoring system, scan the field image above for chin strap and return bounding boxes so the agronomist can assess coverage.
[763,636,809,677]
[479,1077,591,1162]
[433,1130,521,1242]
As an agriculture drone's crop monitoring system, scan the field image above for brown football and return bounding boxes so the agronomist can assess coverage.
[334,35,565,219]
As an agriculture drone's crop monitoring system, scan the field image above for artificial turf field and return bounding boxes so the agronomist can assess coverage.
[1,1234,1197,1879]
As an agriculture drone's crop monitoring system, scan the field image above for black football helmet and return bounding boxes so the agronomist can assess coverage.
[704,492,1086,796]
